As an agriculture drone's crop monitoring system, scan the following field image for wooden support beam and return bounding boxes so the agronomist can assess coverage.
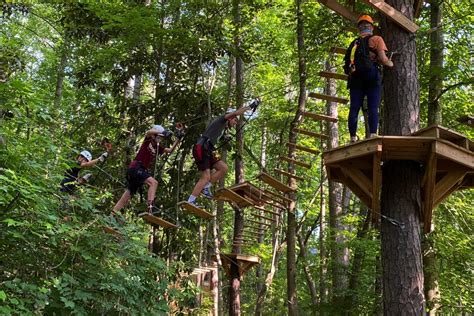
[319,71,348,81]
[308,92,349,104]
[280,156,311,169]
[302,111,338,123]
[422,147,437,233]
[287,142,320,155]
[317,0,359,22]
[257,172,295,193]
[433,168,467,206]
[371,150,382,223]
[340,165,373,200]
[178,201,214,219]
[139,213,178,229]
[362,0,420,33]
[293,128,329,139]
[330,47,347,55]
[274,168,305,181]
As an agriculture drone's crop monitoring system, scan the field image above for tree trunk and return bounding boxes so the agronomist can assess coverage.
[427,0,444,125]
[380,6,424,314]
[229,1,244,314]
[319,164,328,310]
[256,125,267,294]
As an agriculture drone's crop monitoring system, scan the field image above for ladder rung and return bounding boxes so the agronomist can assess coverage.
[214,188,254,208]
[254,205,281,216]
[178,201,214,219]
[274,168,305,181]
[262,189,293,204]
[293,128,329,139]
[286,142,320,155]
[246,219,272,227]
[280,156,311,169]
[250,213,276,222]
[319,71,348,81]
[257,172,295,193]
[302,111,338,123]
[139,213,178,229]
[330,47,347,55]
[308,92,349,104]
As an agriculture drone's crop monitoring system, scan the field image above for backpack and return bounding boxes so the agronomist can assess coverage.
[343,35,375,75]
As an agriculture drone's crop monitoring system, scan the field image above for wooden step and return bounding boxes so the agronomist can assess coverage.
[302,111,338,123]
[330,47,347,55]
[274,168,305,181]
[262,189,293,204]
[319,71,348,81]
[286,142,320,155]
[308,92,349,104]
[214,187,254,208]
[254,205,281,216]
[293,128,329,139]
[246,219,272,227]
[257,172,295,193]
[178,201,214,219]
[280,156,311,169]
[250,213,276,222]
[139,213,178,229]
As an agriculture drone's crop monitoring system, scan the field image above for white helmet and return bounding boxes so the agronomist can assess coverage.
[79,150,92,161]
[152,124,165,136]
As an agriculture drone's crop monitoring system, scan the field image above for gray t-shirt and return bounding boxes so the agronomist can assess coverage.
[202,114,227,146]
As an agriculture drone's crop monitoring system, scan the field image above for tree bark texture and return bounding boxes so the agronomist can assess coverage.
[380,0,424,314]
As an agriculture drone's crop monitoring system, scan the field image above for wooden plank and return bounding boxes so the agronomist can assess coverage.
[336,167,372,208]
[293,128,329,139]
[280,156,311,169]
[317,0,359,22]
[319,71,348,81]
[274,168,305,181]
[250,213,276,222]
[262,188,293,204]
[340,165,373,200]
[330,46,347,55]
[435,140,474,169]
[371,151,382,224]
[254,205,281,216]
[433,168,467,206]
[324,139,382,165]
[307,92,349,104]
[286,142,320,155]
[214,187,255,208]
[362,0,420,33]
[412,125,473,150]
[103,226,121,238]
[257,172,295,193]
[303,111,338,123]
[139,213,178,229]
[178,201,214,219]
[246,219,272,227]
[422,146,437,233]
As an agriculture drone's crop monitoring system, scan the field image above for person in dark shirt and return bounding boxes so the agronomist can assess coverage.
[187,105,254,206]
[112,124,182,215]
[60,150,108,194]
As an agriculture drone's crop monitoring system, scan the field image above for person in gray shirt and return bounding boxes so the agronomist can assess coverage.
[187,104,256,206]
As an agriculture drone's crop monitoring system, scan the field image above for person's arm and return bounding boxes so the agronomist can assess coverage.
[145,128,161,138]
[79,152,108,168]
[372,36,393,67]
[224,106,251,120]
[376,49,394,67]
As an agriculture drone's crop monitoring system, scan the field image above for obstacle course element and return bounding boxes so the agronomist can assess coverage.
[302,111,338,123]
[323,125,474,232]
[257,172,295,193]
[103,226,121,237]
[308,92,349,104]
[319,71,348,81]
[139,212,178,229]
[179,201,214,219]
[280,156,311,169]
[214,253,261,277]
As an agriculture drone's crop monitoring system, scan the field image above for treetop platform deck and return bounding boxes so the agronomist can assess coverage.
[323,125,473,232]
[213,253,261,277]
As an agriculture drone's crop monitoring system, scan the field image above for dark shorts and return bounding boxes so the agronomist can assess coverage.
[126,166,151,195]
[60,178,77,194]
[192,138,220,171]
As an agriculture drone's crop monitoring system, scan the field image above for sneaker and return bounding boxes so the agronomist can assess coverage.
[201,186,213,199]
[350,136,358,143]
[187,200,202,209]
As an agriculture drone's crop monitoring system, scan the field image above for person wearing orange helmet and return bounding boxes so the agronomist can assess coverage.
[344,14,394,142]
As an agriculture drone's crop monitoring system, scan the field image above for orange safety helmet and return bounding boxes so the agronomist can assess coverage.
[357,14,374,25]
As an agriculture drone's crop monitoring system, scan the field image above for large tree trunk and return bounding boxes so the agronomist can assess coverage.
[319,164,328,310]
[424,1,443,314]
[229,1,244,314]
[380,1,425,314]
[256,125,268,294]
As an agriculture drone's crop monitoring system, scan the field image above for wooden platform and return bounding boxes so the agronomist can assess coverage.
[178,201,214,219]
[213,253,261,277]
[139,213,178,229]
[103,226,122,238]
[308,92,348,104]
[257,172,295,193]
[302,111,338,123]
[323,125,473,232]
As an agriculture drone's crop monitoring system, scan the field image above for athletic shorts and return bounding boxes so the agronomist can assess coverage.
[126,166,151,195]
[192,138,220,171]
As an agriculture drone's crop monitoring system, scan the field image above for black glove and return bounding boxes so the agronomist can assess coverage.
[98,152,108,162]
[249,98,261,111]
[175,129,185,139]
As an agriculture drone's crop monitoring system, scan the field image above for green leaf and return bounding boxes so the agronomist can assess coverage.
[0,290,6,301]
